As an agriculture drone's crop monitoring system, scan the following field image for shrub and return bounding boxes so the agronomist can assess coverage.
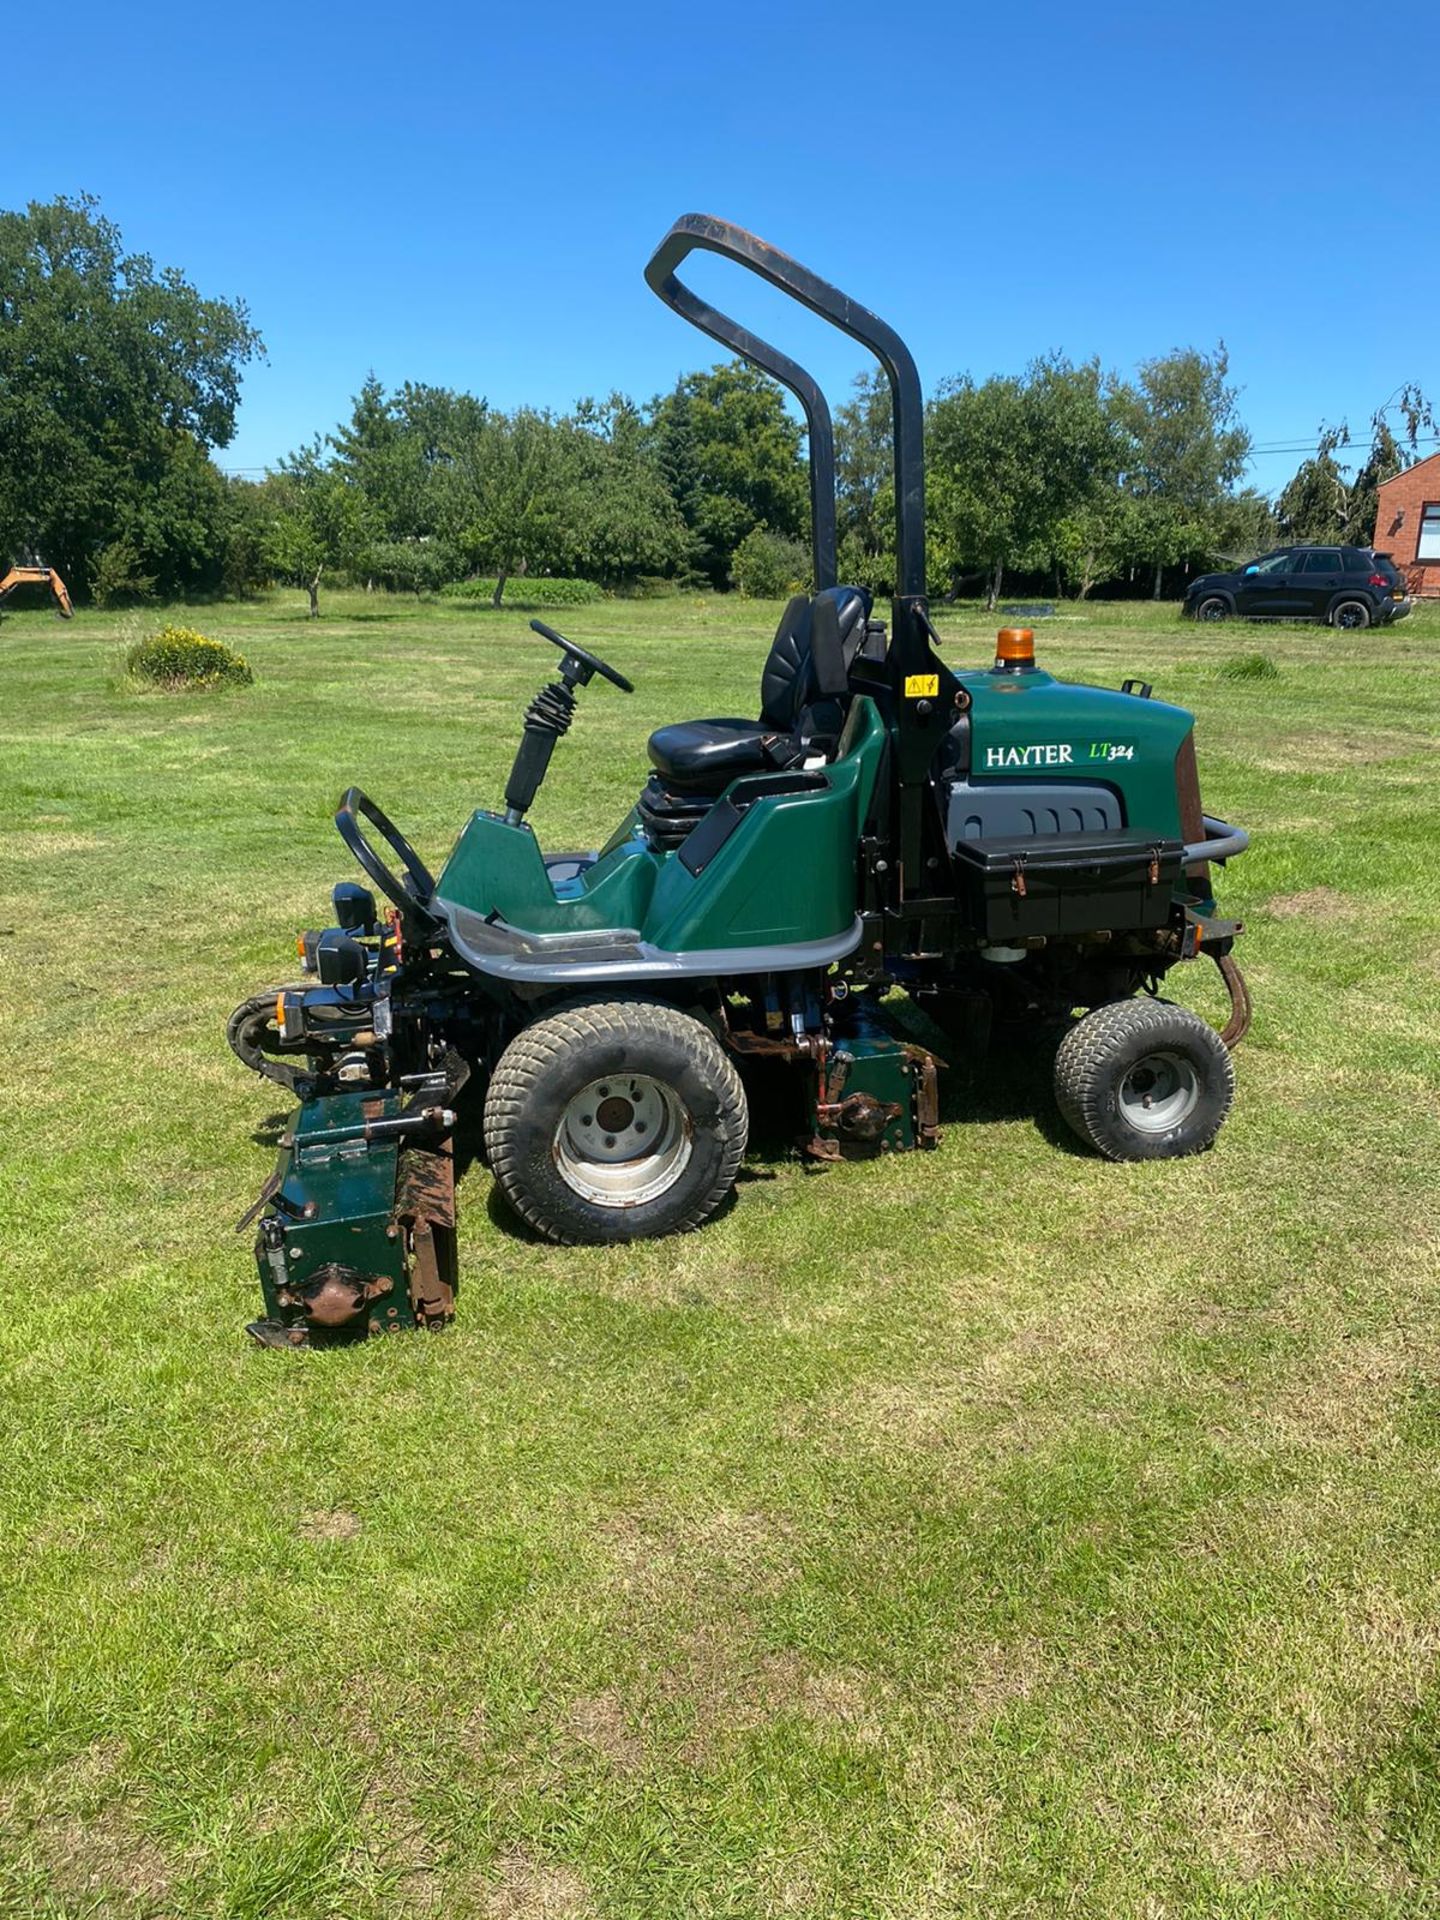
[440,576,604,608]
[1219,652,1279,682]
[618,575,684,599]
[731,526,811,599]
[127,625,253,690]
[363,540,460,595]
[91,540,157,609]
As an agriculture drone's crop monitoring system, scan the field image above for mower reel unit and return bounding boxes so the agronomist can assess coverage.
[230,213,1251,1347]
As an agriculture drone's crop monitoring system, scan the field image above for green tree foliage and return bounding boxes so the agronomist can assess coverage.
[646,362,808,587]
[430,401,580,606]
[1277,388,1435,550]
[294,380,687,606]
[0,194,262,596]
[90,540,157,609]
[927,357,1125,606]
[927,374,1033,606]
[262,446,374,617]
[567,394,689,587]
[1274,441,1348,545]
[1111,346,1251,596]
[835,371,895,589]
[731,526,811,598]
[330,375,435,544]
[220,478,272,599]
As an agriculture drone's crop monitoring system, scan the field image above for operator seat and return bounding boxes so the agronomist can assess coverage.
[646,585,874,794]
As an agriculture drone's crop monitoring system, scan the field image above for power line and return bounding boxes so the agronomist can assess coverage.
[1247,433,1440,458]
[215,428,1440,480]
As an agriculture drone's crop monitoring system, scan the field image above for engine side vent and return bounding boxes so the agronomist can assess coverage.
[946,778,1122,845]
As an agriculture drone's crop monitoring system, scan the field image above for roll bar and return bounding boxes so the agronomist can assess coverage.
[644,214,927,598]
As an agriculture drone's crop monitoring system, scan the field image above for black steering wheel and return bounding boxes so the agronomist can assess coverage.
[530,619,634,693]
[335,787,439,923]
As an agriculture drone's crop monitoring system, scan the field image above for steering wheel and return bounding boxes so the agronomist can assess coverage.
[334,787,439,922]
[529,619,634,693]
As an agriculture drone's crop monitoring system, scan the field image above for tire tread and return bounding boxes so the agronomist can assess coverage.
[1054,997,1235,1160]
[483,1000,747,1242]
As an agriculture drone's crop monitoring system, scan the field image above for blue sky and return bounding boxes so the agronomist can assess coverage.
[7,0,1436,498]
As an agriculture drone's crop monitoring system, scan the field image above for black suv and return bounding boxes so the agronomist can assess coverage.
[1185,546,1411,628]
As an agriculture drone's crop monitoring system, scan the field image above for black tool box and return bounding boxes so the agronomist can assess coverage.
[951,830,1185,940]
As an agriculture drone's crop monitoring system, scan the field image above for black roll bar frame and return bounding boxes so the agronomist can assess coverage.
[644,213,956,898]
[643,214,927,599]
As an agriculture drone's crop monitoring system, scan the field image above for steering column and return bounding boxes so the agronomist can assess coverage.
[503,620,633,825]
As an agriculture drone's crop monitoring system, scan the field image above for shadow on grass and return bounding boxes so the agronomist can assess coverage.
[939,1030,1086,1155]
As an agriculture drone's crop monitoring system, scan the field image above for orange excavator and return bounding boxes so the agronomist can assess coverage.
[0,564,74,620]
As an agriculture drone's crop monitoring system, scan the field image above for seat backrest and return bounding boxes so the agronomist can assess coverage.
[758,586,872,734]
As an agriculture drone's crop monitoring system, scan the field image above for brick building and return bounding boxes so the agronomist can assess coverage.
[1373,451,1440,597]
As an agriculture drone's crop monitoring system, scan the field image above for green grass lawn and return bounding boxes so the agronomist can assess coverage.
[2,588,1439,1919]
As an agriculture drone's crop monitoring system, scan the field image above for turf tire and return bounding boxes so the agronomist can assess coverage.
[484,999,748,1244]
[1053,998,1235,1161]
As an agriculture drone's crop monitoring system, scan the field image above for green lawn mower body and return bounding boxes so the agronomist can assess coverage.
[231,214,1250,1347]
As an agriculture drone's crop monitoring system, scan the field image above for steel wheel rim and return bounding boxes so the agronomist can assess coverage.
[554,1074,693,1206]
[1118,1050,1200,1133]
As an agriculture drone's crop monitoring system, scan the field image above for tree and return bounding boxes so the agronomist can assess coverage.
[1111,346,1251,596]
[263,446,374,616]
[927,375,1034,606]
[646,362,808,587]
[1052,493,1143,601]
[1027,356,1130,596]
[428,400,576,606]
[0,193,262,595]
[566,394,690,584]
[1214,488,1278,563]
[1275,438,1348,544]
[927,357,1124,606]
[220,478,271,598]
[1277,388,1436,550]
[330,375,435,544]
[835,371,895,589]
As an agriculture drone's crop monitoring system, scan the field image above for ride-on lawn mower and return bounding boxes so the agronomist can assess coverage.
[230,214,1251,1348]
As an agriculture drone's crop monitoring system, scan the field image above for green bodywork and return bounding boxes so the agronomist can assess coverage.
[431,673,1196,956]
[435,695,888,951]
[957,668,1193,837]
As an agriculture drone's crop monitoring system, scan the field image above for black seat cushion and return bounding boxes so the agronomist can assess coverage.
[646,718,802,790]
[646,586,872,799]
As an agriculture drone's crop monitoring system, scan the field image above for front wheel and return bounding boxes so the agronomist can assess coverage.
[1053,999,1235,1161]
[484,1000,748,1243]
[1331,599,1371,631]
[1194,595,1231,623]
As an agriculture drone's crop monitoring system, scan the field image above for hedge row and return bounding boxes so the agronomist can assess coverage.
[440,577,605,608]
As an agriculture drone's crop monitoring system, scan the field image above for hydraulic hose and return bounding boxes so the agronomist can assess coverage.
[226,988,316,1097]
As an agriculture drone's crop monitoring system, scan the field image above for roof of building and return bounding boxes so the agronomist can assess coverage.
[1377,448,1440,495]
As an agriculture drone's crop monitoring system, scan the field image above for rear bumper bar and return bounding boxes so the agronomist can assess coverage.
[1184,815,1248,864]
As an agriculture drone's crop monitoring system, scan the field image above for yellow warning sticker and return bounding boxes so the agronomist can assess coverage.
[904,673,939,698]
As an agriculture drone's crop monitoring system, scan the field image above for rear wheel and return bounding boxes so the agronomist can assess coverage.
[1194,595,1231,623]
[484,1000,748,1243]
[1054,998,1235,1161]
[1331,599,1371,630]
